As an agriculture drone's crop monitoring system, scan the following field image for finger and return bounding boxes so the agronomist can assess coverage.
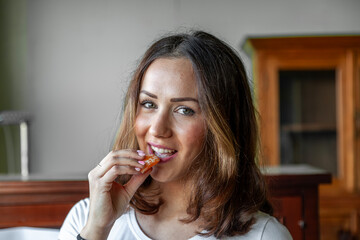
[95,150,145,177]
[104,149,145,164]
[101,165,141,184]
[98,158,144,177]
[97,150,143,167]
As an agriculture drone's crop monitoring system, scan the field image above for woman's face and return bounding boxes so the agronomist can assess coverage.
[135,57,206,183]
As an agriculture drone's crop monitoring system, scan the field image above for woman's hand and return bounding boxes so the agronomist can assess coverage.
[80,149,150,240]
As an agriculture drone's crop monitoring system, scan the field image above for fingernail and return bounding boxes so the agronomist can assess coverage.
[138,161,145,165]
[135,167,141,171]
[137,150,146,156]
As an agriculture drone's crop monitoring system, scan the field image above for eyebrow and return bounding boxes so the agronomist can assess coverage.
[170,97,198,103]
[140,90,198,103]
[140,90,157,99]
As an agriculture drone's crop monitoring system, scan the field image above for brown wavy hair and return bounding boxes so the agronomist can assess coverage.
[113,30,272,238]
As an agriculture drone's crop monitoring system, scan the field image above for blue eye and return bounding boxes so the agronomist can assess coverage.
[176,107,195,116]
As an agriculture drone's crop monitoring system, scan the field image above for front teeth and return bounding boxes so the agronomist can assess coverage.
[151,146,176,154]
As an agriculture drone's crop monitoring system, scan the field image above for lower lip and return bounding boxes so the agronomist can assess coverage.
[148,145,178,163]
[158,152,178,163]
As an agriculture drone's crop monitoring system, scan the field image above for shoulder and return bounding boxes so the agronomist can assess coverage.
[58,198,90,239]
[221,212,292,240]
[108,208,142,239]
[241,212,293,240]
[58,199,140,240]
[63,198,90,224]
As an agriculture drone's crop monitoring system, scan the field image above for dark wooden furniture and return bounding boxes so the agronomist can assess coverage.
[265,165,331,240]
[0,175,89,228]
[243,35,360,240]
[0,166,330,240]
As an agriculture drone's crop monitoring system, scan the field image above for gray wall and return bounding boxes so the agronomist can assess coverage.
[6,0,360,176]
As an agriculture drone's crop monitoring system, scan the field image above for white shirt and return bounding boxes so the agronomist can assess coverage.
[58,198,292,240]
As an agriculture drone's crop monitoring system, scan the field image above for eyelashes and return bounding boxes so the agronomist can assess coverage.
[139,100,195,116]
[176,107,195,116]
[140,100,156,109]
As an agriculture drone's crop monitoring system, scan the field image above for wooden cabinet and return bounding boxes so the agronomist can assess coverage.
[0,177,88,228]
[243,35,360,240]
[265,165,331,240]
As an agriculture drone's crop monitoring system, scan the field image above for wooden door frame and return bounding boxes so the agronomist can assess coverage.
[254,48,356,191]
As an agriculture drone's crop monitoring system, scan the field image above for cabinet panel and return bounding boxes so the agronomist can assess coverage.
[355,50,360,192]
[271,196,303,239]
[0,180,89,228]
[0,204,74,228]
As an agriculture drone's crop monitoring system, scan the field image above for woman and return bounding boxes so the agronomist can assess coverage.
[59,30,292,240]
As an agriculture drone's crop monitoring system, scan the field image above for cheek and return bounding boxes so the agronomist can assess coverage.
[181,122,206,149]
[134,115,148,140]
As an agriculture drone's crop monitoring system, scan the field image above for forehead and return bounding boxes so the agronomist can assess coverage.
[140,57,198,97]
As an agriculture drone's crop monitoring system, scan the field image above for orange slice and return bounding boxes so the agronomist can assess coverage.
[140,155,160,173]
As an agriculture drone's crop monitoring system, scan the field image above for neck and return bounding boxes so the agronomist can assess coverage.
[135,180,205,239]
[152,180,192,219]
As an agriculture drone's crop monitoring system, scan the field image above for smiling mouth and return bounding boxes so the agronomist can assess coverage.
[149,144,177,160]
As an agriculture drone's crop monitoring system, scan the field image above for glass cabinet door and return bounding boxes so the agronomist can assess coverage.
[279,70,337,176]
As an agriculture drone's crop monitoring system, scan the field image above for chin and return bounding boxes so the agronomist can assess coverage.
[150,167,181,183]
[150,171,172,183]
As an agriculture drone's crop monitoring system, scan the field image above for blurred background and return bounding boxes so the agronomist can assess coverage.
[0,0,359,175]
[1,1,360,239]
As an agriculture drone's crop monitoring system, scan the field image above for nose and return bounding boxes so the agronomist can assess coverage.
[149,110,172,138]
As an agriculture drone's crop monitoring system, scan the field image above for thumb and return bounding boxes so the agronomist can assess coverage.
[124,170,151,197]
